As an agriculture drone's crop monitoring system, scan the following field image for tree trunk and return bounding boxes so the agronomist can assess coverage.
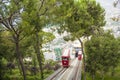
[35,31,44,79]
[16,59,23,75]
[111,66,115,76]
[14,35,26,80]
[101,71,105,80]
[92,72,95,80]
[78,38,86,80]
[33,54,37,75]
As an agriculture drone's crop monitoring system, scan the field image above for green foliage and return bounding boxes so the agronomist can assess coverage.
[0,0,57,79]
[54,0,105,40]
[0,31,15,61]
[21,0,56,48]
[85,31,120,79]
[82,64,120,80]
[21,0,56,31]
[44,69,54,78]
[39,31,55,44]
[21,0,58,79]
[0,32,9,80]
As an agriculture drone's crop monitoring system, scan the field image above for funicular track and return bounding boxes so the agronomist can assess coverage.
[46,58,82,80]
[46,59,76,80]
[58,58,79,80]
[50,68,67,80]
[72,60,81,80]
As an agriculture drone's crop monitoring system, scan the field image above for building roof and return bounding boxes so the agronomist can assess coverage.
[62,49,70,57]
[78,51,82,55]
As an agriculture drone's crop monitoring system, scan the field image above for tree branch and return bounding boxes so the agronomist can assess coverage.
[1,21,12,31]
[0,11,17,33]
[38,8,48,16]
[0,17,9,23]
[39,0,45,11]
[8,17,18,35]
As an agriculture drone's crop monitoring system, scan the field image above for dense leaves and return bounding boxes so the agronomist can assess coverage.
[21,0,56,79]
[0,31,15,80]
[85,32,120,80]
[0,0,56,80]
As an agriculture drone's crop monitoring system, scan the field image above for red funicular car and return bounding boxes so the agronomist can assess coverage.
[61,49,70,68]
[78,51,82,60]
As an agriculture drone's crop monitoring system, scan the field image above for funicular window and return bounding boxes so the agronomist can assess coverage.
[62,57,69,60]
[74,47,81,51]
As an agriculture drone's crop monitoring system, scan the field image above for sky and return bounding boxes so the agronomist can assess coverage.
[96,0,120,37]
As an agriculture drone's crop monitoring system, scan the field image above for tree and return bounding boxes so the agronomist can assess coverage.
[85,31,120,80]
[21,0,56,79]
[112,0,120,21]
[53,0,105,80]
[0,0,27,80]
[110,37,120,76]
[113,0,120,7]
